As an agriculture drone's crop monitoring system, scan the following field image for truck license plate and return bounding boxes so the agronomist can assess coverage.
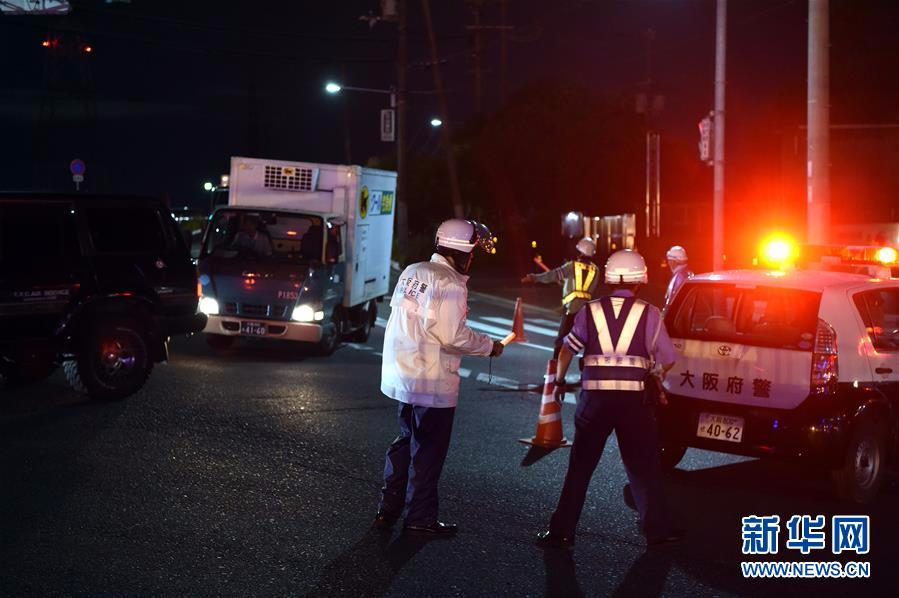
[240,321,266,336]
[696,413,744,443]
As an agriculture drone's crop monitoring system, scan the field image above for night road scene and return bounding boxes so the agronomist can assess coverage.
[1,1,898,596]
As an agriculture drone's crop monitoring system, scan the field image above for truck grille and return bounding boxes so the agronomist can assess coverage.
[263,164,315,192]
[223,302,289,319]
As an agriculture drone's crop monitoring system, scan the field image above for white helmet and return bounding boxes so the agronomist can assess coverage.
[605,249,648,284]
[435,219,496,254]
[575,237,596,257]
[666,245,688,263]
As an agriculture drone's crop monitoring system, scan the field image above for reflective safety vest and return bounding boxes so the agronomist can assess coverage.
[582,296,650,392]
[562,261,598,307]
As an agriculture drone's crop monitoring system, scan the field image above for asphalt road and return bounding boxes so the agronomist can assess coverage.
[2,291,898,597]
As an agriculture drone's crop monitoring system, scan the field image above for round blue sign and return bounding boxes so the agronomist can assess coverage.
[69,159,86,175]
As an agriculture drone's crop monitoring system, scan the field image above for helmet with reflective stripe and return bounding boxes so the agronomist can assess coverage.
[605,249,648,284]
[436,219,497,254]
[666,245,688,263]
[575,237,596,257]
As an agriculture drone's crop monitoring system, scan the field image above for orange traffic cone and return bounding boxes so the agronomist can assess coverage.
[519,359,571,449]
[510,297,527,343]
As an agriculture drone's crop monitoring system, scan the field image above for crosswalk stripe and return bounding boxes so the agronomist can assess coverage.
[480,316,558,337]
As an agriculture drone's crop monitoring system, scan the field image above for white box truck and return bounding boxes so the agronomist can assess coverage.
[197,157,396,354]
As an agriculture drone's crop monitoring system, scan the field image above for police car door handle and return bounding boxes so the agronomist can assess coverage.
[875,367,893,374]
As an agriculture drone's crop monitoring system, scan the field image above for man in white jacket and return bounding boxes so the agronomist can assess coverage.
[375,219,504,536]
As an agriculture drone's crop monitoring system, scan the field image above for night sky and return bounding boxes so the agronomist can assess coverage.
[1,0,896,266]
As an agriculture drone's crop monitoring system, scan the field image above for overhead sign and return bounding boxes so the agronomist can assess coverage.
[380,109,395,143]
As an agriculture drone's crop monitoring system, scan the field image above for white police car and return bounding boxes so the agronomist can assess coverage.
[659,245,899,503]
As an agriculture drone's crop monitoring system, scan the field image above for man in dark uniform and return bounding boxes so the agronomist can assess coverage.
[535,249,684,549]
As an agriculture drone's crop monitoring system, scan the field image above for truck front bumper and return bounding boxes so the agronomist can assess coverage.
[203,315,323,342]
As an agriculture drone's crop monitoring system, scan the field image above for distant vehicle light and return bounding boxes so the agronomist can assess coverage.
[83,45,92,53]
[286,230,297,236]
[875,246,897,264]
[198,296,219,315]
[292,304,315,322]
[203,182,214,191]
[531,241,537,248]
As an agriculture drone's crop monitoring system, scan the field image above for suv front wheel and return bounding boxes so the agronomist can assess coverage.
[831,418,886,504]
[64,318,154,401]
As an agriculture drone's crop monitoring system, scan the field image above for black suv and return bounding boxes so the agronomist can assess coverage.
[0,193,206,400]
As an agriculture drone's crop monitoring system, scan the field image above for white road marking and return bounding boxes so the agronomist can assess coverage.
[531,317,563,328]
[475,372,521,389]
[465,320,553,352]
[458,367,472,378]
[480,316,559,337]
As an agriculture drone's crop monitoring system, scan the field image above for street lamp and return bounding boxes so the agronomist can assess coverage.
[429,117,443,127]
[325,81,342,94]
[203,181,213,192]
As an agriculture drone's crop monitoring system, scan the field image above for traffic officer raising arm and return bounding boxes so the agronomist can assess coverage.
[521,237,599,359]
[375,219,503,536]
[536,249,684,549]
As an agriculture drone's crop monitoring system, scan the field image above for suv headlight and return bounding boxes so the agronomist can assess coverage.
[292,304,325,322]
[198,296,220,315]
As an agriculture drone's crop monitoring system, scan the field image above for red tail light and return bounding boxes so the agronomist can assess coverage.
[810,318,838,396]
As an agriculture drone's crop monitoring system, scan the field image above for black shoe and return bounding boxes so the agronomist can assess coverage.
[623,484,636,511]
[403,521,458,536]
[646,528,686,548]
[535,530,574,549]
[372,512,400,529]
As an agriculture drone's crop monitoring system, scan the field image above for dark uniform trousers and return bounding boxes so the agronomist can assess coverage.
[553,312,577,360]
[549,389,671,539]
[379,402,456,526]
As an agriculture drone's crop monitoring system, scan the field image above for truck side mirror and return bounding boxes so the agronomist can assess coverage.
[326,239,340,264]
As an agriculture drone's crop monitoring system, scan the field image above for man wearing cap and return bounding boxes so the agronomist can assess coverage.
[375,218,504,536]
[664,245,693,311]
[521,237,599,359]
[536,249,684,549]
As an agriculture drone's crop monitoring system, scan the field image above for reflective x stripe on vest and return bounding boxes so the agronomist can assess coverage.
[584,297,649,391]
[562,261,597,306]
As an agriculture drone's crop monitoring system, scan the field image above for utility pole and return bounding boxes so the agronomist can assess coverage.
[421,0,465,219]
[807,0,830,243]
[395,0,408,242]
[712,0,726,271]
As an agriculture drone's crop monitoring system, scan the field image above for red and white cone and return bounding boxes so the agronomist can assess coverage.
[519,359,571,449]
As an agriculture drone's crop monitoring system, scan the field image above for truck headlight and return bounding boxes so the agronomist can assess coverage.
[198,296,220,315]
[292,304,315,322]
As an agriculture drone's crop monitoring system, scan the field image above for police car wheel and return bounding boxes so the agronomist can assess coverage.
[832,418,886,504]
[65,319,153,401]
[659,444,687,470]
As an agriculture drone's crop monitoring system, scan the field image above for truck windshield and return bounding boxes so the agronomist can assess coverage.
[667,283,822,351]
[202,210,323,262]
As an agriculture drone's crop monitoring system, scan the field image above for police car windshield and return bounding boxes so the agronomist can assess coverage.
[202,210,323,263]
[667,284,822,351]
